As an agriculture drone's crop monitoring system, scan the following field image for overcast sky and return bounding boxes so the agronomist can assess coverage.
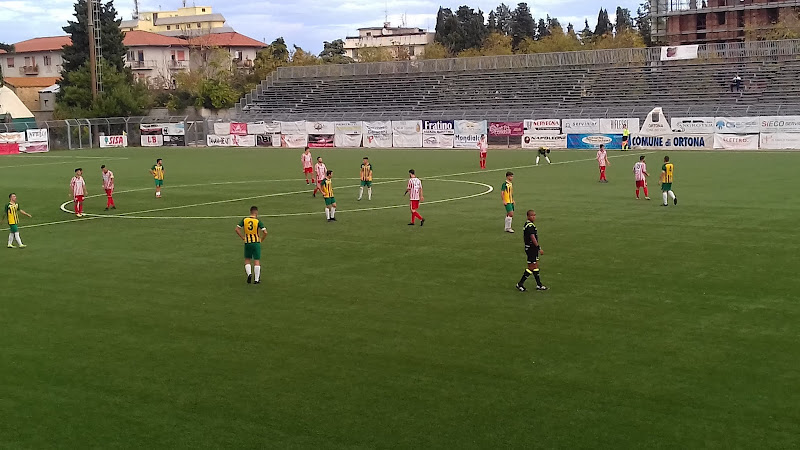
[0,0,642,52]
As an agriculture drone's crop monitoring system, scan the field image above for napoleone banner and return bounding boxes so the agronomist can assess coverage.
[308,134,335,148]
[521,134,567,149]
[100,135,128,148]
[363,121,392,148]
[489,121,524,137]
[280,134,308,148]
[306,121,335,135]
[524,119,561,135]
[562,119,600,134]
[714,117,760,134]
[759,116,800,133]
[759,132,800,149]
[280,121,307,135]
[26,129,48,142]
[599,118,640,134]
[630,134,713,150]
[713,134,759,150]
[334,121,363,147]
[567,134,623,149]
[671,117,716,134]
[393,120,423,148]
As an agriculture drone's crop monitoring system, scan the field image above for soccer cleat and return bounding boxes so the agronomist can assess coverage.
[420,219,425,226]
[645,197,651,200]
[536,285,548,291]
[408,222,415,226]
[247,274,252,284]
[662,204,668,207]
[328,218,333,222]
[505,228,515,233]
[254,281,260,284]
[18,244,26,249]
[674,197,678,205]
[111,206,116,209]
[357,198,362,201]
[7,244,14,248]
[516,283,527,292]
[104,207,109,211]
[313,192,316,197]
[331,217,337,221]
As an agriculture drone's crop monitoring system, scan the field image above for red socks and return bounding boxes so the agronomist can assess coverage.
[644,187,649,196]
[600,167,607,181]
[411,212,423,223]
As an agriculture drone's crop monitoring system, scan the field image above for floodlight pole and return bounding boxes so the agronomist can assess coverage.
[88,0,98,100]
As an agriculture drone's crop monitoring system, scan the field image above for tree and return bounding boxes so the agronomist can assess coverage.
[488,10,498,32]
[356,46,394,62]
[253,37,291,81]
[548,15,562,33]
[635,2,654,46]
[495,3,513,35]
[567,22,575,36]
[747,10,800,40]
[0,43,13,53]
[435,6,488,54]
[458,31,513,57]
[580,19,593,43]
[319,39,353,64]
[593,28,645,49]
[519,24,581,54]
[55,60,150,118]
[61,0,127,75]
[289,45,321,66]
[594,8,613,36]
[615,7,634,33]
[420,42,450,59]
[510,2,536,49]
[536,18,548,40]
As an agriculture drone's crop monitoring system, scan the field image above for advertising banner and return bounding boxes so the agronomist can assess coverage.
[423,134,454,148]
[660,44,699,61]
[671,117,716,134]
[363,121,392,148]
[521,134,567,149]
[567,134,623,149]
[0,132,26,143]
[256,134,280,147]
[524,119,561,135]
[454,134,482,148]
[640,107,673,135]
[100,135,128,148]
[162,135,186,147]
[562,119,600,134]
[213,122,231,135]
[306,121,335,135]
[247,122,267,135]
[454,120,488,136]
[630,134,714,150]
[392,120,423,148]
[26,129,48,142]
[141,135,164,147]
[163,123,185,136]
[230,122,247,136]
[599,118,640,134]
[713,134,759,150]
[759,132,800,149]
[207,135,234,147]
[280,121,306,135]
[422,120,454,135]
[714,117,760,134]
[489,121,524,137]
[0,143,19,154]
[334,133,363,147]
[759,116,800,133]
[334,121,363,135]
[281,134,308,148]
[308,134,335,148]
[19,142,49,153]
[140,124,163,135]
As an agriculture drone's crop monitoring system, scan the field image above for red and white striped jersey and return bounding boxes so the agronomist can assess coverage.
[633,162,646,181]
[315,162,327,181]
[102,170,114,190]
[596,149,608,166]
[407,178,422,201]
[71,176,86,196]
[478,139,488,154]
[302,152,313,169]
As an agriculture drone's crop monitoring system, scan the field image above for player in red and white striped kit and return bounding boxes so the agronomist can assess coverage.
[312,156,327,197]
[101,165,116,210]
[70,168,87,217]
[633,155,650,200]
[478,134,488,169]
[301,147,314,184]
[404,169,425,226]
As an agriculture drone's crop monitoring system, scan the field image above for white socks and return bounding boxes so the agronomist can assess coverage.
[14,232,22,246]
[668,190,676,200]
[156,191,161,197]
[662,191,668,205]
[325,208,331,219]
[254,265,261,282]
[245,264,252,276]
[536,156,540,165]
[368,187,372,200]
[358,187,363,200]
[504,216,513,230]
[8,233,13,246]
[546,156,551,164]
[331,207,336,218]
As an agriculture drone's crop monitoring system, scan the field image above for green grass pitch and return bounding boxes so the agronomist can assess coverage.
[1,147,799,448]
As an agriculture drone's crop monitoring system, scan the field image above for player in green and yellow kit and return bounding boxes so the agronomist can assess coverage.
[501,171,515,233]
[320,170,337,221]
[150,158,165,198]
[235,206,268,284]
[357,157,373,201]
[660,156,678,207]
[3,193,32,248]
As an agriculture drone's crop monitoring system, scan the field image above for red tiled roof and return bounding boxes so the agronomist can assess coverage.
[3,77,61,88]
[123,30,189,47]
[14,36,71,53]
[0,49,6,54]
[188,32,266,48]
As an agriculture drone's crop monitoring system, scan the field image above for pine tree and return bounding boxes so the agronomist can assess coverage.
[580,19,593,43]
[319,39,353,64]
[635,1,654,46]
[594,8,613,36]
[61,0,127,75]
[536,18,550,40]
[495,3,513,35]
[488,10,498,32]
[615,7,634,33]
[510,2,536,49]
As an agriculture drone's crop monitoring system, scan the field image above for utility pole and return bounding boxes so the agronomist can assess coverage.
[87,0,98,100]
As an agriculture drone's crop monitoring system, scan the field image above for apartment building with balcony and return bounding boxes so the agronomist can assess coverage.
[123,31,191,88]
[343,23,434,61]
[0,36,70,79]
[120,6,233,38]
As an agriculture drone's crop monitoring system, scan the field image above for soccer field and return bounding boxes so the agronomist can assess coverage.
[2,147,799,448]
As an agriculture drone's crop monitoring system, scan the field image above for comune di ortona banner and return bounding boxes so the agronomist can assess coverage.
[630,134,713,150]
[393,120,423,148]
[363,121,392,148]
[713,134,759,150]
[522,134,567,149]
[567,134,623,149]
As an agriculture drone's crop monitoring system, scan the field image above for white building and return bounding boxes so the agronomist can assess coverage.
[187,32,266,70]
[343,23,434,61]
[123,31,190,88]
[0,36,71,79]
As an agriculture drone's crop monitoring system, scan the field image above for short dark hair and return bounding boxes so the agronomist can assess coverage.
[317,156,322,161]
[326,170,332,176]
[599,144,605,149]
[639,155,646,161]
[304,146,309,151]
[75,168,82,173]
[157,158,162,163]
[363,156,368,160]
[101,164,106,169]
[506,171,514,177]
[664,155,670,162]
[409,169,415,175]
[527,209,535,215]
[250,206,258,213]
[8,193,14,199]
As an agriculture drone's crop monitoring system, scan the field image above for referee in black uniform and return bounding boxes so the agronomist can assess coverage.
[516,210,548,292]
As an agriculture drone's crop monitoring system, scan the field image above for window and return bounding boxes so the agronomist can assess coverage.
[197,22,201,27]
[6,57,14,68]
[202,8,206,12]
[127,50,135,60]
[235,51,243,60]
[137,50,144,61]
[696,13,707,30]
[177,50,186,61]
[24,56,31,66]
[737,10,745,28]
[767,8,779,24]
[366,32,372,37]
[44,55,52,66]
[717,12,726,25]
[408,46,415,56]
[166,25,171,30]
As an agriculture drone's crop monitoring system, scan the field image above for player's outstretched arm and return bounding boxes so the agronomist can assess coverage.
[20,210,32,218]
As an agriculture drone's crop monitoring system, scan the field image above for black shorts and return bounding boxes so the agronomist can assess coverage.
[622,136,629,142]
[525,246,540,264]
